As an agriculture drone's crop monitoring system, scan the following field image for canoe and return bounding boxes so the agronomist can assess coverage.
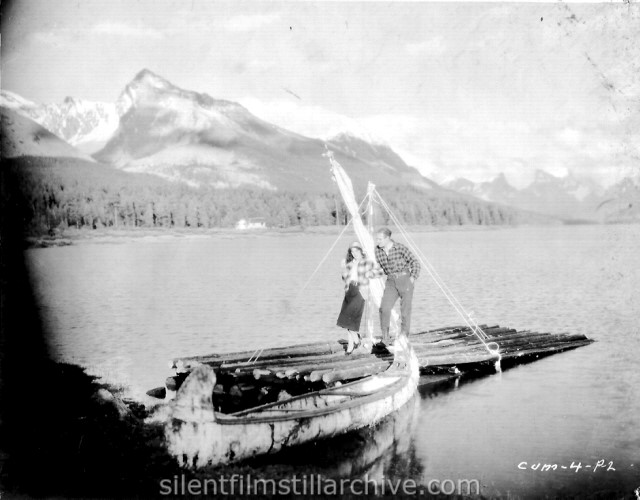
[161,335,419,467]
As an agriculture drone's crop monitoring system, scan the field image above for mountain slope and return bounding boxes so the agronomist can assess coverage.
[1,107,95,161]
[94,69,431,193]
[1,90,118,154]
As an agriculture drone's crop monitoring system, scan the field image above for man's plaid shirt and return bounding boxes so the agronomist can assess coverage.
[374,241,421,279]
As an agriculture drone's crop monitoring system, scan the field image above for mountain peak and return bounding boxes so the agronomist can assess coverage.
[490,172,513,189]
[131,68,174,91]
[442,177,476,191]
[117,69,243,117]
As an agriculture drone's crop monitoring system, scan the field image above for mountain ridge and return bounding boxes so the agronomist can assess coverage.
[93,69,434,194]
[443,170,637,222]
[3,69,637,222]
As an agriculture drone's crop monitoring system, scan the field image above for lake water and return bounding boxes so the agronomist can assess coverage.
[26,225,640,498]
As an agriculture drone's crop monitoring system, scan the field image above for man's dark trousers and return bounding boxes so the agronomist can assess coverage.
[379,272,414,341]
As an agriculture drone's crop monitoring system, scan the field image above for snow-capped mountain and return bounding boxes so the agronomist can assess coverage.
[39,98,119,153]
[93,69,433,192]
[0,90,119,153]
[443,170,619,221]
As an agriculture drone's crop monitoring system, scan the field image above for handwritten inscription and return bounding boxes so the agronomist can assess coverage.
[518,459,616,473]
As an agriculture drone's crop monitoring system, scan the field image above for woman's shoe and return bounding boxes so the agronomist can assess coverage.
[346,332,355,355]
[353,333,362,349]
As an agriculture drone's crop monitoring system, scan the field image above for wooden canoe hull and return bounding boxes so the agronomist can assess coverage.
[162,337,419,467]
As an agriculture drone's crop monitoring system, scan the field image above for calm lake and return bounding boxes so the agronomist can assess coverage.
[26,224,640,498]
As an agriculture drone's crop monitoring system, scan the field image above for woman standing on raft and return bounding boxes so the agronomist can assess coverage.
[337,241,381,354]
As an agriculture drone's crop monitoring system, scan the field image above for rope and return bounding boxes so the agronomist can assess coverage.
[251,349,264,364]
[296,192,371,298]
[372,190,501,366]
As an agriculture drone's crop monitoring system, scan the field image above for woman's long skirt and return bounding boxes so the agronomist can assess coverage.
[336,283,365,331]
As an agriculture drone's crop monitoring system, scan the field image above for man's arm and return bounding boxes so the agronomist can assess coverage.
[371,247,387,277]
[401,245,421,280]
[366,259,385,279]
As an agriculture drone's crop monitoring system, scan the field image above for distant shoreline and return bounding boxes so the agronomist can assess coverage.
[24,223,569,248]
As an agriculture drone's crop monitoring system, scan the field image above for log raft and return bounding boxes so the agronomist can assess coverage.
[158,325,593,409]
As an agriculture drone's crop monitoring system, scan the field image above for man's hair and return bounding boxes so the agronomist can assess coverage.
[377,227,392,237]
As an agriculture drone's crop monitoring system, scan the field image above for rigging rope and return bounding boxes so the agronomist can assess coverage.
[248,196,367,365]
[296,192,371,298]
[372,190,501,368]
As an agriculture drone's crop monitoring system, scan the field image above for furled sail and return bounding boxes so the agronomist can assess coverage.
[326,150,400,339]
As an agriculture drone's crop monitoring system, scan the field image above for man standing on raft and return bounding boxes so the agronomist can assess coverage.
[374,227,421,346]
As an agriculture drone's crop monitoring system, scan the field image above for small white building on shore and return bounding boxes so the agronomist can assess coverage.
[235,218,267,230]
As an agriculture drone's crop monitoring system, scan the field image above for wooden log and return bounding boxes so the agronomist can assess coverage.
[173,340,345,369]
[261,350,376,379]
[478,333,590,355]
[410,327,504,346]
[414,331,588,356]
[411,330,474,343]
[501,339,594,360]
[412,325,471,334]
[322,361,390,384]
[411,325,500,340]
[410,327,514,348]
[414,336,487,350]
[500,336,593,355]
[308,354,394,382]
[215,350,367,383]
[416,333,589,363]
[417,350,499,366]
[219,347,353,368]
[486,331,585,343]
[220,349,360,373]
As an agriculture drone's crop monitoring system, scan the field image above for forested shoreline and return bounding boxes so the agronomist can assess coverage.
[4,156,531,237]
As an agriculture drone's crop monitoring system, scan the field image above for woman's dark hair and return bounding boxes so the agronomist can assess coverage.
[345,246,366,263]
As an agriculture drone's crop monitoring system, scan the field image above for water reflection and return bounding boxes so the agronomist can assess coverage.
[233,395,422,482]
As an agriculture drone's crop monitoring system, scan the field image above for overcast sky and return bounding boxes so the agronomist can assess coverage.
[2,1,638,187]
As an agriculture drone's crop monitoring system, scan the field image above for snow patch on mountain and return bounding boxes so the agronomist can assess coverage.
[0,90,119,153]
